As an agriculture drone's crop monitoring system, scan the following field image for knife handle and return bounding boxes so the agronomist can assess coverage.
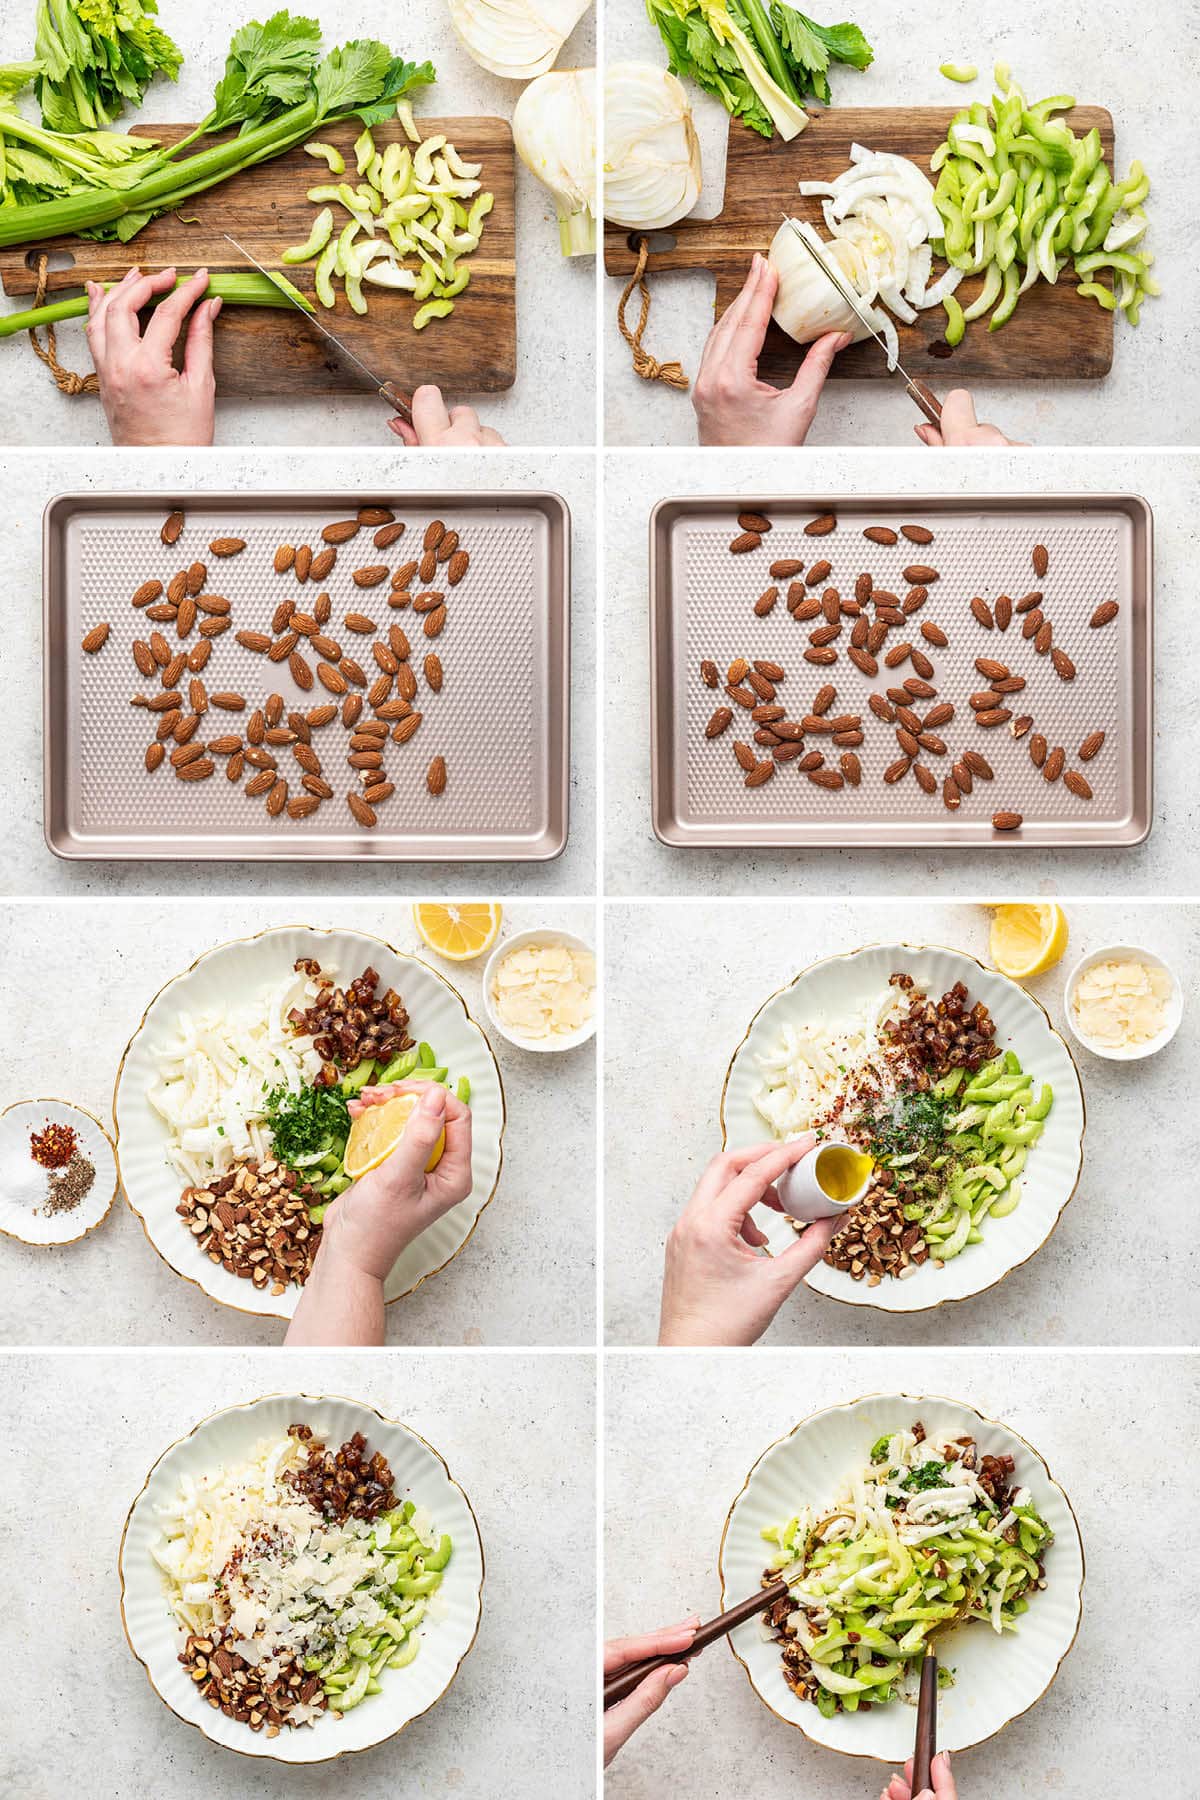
[379,382,413,421]
[906,378,943,427]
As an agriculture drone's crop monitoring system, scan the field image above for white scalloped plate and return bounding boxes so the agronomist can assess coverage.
[113,926,505,1319]
[720,943,1085,1313]
[720,1393,1084,1761]
[119,1392,484,1764]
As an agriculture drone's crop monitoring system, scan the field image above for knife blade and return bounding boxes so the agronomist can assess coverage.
[781,215,942,426]
[222,234,413,421]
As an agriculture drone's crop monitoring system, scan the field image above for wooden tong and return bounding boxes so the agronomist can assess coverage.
[603,1574,794,1709]
[912,1650,939,1792]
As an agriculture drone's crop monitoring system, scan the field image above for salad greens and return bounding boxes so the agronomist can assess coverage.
[0,11,436,246]
[645,0,872,141]
[763,1425,1053,1716]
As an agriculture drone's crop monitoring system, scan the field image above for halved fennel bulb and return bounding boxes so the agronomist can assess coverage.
[448,0,591,81]
[768,146,965,369]
[513,68,596,256]
[603,62,701,233]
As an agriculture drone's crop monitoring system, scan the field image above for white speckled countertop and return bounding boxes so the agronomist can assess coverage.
[0,899,596,1345]
[603,448,1200,898]
[603,0,1198,448]
[0,1349,595,1798]
[604,1348,1199,1799]
[0,445,596,896]
[0,1,596,447]
[603,899,1200,1346]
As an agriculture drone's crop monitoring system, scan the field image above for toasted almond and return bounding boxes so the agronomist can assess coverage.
[1064,770,1093,800]
[729,531,761,554]
[131,580,163,609]
[316,661,348,694]
[310,635,341,661]
[754,587,778,617]
[992,811,1022,831]
[706,707,733,739]
[236,630,272,653]
[903,565,938,584]
[81,622,110,653]
[287,796,321,819]
[209,538,245,558]
[952,758,972,795]
[1029,733,1048,768]
[154,710,181,739]
[737,510,772,533]
[848,647,878,677]
[995,594,1013,631]
[265,778,288,817]
[246,769,275,797]
[289,653,314,690]
[310,546,337,582]
[1051,648,1076,681]
[198,619,229,639]
[975,657,1009,681]
[294,545,313,583]
[188,641,211,672]
[368,674,393,708]
[322,520,360,545]
[161,509,184,545]
[1032,544,1049,577]
[170,742,204,769]
[293,743,322,777]
[349,750,384,770]
[347,791,378,827]
[303,774,334,799]
[342,694,363,728]
[375,522,406,549]
[1090,601,1119,628]
[161,652,186,688]
[900,525,934,544]
[864,525,897,545]
[912,763,937,795]
[435,531,460,564]
[144,742,165,772]
[176,758,215,782]
[423,605,447,638]
[741,760,773,787]
[207,735,242,755]
[1078,730,1106,762]
[185,562,206,596]
[391,711,422,744]
[1043,746,1065,783]
[962,750,993,779]
[351,565,389,588]
[1010,715,1033,739]
[274,545,296,574]
[970,596,994,629]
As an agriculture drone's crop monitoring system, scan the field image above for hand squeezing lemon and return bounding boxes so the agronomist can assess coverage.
[344,1090,446,1180]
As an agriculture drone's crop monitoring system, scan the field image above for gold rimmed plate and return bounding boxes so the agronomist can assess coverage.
[0,1097,118,1246]
[719,1391,1084,1760]
[720,942,1085,1313]
[119,1391,484,1763]
[112,925,505,1321]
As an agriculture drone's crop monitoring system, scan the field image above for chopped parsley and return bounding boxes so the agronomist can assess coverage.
[264,1083,350,1170]
[901,1459,951,1494]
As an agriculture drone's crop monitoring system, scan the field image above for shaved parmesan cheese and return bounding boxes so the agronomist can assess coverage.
[1072,957,1173,1049]
[491,939,595,1041]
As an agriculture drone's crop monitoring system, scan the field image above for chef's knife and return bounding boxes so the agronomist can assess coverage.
[222,234,413,421]
[781,215,943,427]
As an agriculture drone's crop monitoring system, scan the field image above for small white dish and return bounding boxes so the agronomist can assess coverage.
[119,1392,484,1764]
[482,928,597,1053]
[0,1098,118,1246]
[1063,943,1182,1062]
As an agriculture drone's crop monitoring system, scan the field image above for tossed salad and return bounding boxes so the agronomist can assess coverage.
[761,1422,1052,1716]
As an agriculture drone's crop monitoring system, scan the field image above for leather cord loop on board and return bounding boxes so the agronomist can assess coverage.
[27,253,99,396]
[616,236,689,391]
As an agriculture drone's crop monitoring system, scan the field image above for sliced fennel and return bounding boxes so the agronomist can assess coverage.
[513,69,596,257]
[603,62,701,232]
[448,0,591,81]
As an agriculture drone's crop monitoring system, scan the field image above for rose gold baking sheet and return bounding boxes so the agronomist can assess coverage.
[44,490,569,861]
[650,494,1152,849]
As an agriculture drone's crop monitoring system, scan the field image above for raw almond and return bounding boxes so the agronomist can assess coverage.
[1064,770,1093,800]
[269,632,298,663]
[952,758,972,794]
[352,565,389,588]
[1010,715,1033,739]
[427,756,448,795]
[900,525,934,544]
[81,622,110,654]
[162,652,186,688]
[423,605,447,638]
[706,708,733,739]
[303,774,334,799]
[903,677,936,700]
[1029,733,1048,768]
[207,735,242,755]
[884,756,911,784]
[144,743,165,772]
[368,674,393,708]
[188,642,211,672]
[804,647,837,666]
[343,695,363,727]
[910,649,935,681]
[349,750,384,770]
[994,674,1026,693]
[809,685,835,715]
[726,685,756,709]
[389,625,411,662]
[808,767,844,790]
[1090,601,1119,627]
[185,562,206,596]
[170,742,204,769]
[770,559,804,579]
[227,752,244,781]
[884,643,911,669]
[131,580,162,608]
[975,657,1009,681]
[155,710,181,739]
[436,531,460,564]
[854,573,873,604]
[741,761,773,788]
[322,520,360,545]
[236,630,272,653]
[274,545,296,573]
[804,513,836,537]
[391,711,422,743]
[209,692,245,712]
[903,565,938,584]
[869,694,895,723]
[161,509,184,545]
[199,620,229,640]
[733,741,757,772]
[264,779,288,816]
[975,707,1012,727]
[290,653,314,690]
[396,665,418,702]
[729,531,761,554]
[923,702,954,729]
[970,596,994,629]
[375,522,406,549]
[1034,621,1053,655]
[896,727,920,758]
[288,796,321,819]
[293,745,322,777]
[962,750,993,780]
[848,647,878,677]
[310,635,341,661]
[754,587,778,617]
[176,758,215,782]
[995,594,1013,631]
[294,545,313,582]
[1043,746,1065,783]
[795,597,821,621]
[423,520,446,553]
[865,622,887,653]
[920,622,948,647]
[244,769,274,797]
[1051,648,1076,681]
[359,507,395,527]
[316,661,348,694]
[265,696,284,728]
[864,526,897,545]
[805,559,832,585]
[166,572,188,606]
[1015,590,1043,614]
[992,811,1022,831]
[1032,544,1049,577]
[913,763,937,795]
[447,549,472,586]
[902,587,928,614]
[310,548,337,584]
[1078,730,1106,762]
[809,624,840,648]
[209,538,245,557]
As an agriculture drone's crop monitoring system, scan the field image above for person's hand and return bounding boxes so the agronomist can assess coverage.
[915,388,1019,447]
[659,1137,845,1346]
[603,1619,698,1767]
[323,1081,474,1279]
[881,1751,957,1800]
[86,265,220,446]
[692,252,851,447]
[388,383,506,446]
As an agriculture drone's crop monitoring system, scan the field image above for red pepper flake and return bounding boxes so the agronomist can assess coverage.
[30,1122,77,1170]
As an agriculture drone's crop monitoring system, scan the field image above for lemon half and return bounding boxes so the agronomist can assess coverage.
[988,903,1069,980]
[413,902,502,961]
[344,1093,445,1180]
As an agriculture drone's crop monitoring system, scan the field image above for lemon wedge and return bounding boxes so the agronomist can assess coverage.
[412,902,502,961]
[344,1093,445,1180]
[988,903,1069,979]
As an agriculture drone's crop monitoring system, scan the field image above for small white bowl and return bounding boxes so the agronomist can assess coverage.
[1063,943,1182,1061]
[0,1098,118,1246]
[482,928,597,1053]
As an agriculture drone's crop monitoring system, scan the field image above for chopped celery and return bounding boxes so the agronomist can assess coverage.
[413,299,454,329]
[304,141,345,175]
[282,207,334,265]
[940,63,978,83]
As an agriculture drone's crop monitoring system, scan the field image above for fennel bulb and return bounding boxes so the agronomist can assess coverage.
[603,62,701,233]
[447,0,592,81]
[513,69,596,256]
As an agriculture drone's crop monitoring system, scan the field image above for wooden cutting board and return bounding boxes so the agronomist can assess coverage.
[0,117,516,396]
[604,107,1115,383]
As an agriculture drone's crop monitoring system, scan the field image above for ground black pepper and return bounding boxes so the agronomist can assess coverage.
[43,1150,95,1215]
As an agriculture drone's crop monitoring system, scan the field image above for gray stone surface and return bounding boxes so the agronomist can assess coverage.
[603,448,1200,897]
[0,0,596,447]
[0,1349,596,1798]
[603,899,1200,1346]
[604,1348,1199,1799]
[603,0,1198,448]
[0,445,597,896]
[0,898,596,1345]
